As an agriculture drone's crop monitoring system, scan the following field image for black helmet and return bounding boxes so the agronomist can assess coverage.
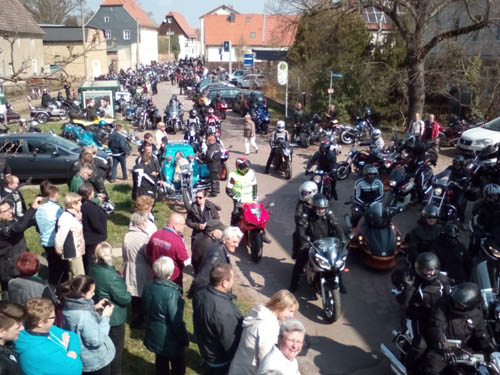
[415,252,440,281]
[312,193,329,216]
[421,204,440,219]
[235,158,250,175]
[363,164,378,183]
[312,113,321,123]
[189,109,197,118]
[441,223,459,239]
[452,155,465,169]
[319,140,330,154]
[484,184,500,203]
[250,92,256,98]
[450,282,480,311]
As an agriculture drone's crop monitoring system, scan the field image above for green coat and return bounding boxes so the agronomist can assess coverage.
[89,263,131,326]
[142,278,189,357]
[69,174,85,193]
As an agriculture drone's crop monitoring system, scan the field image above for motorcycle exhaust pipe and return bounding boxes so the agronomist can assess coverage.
[380,343,407,375]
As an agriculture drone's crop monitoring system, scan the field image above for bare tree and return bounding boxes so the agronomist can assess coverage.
[267,0,497,124]
[20,0,82,24]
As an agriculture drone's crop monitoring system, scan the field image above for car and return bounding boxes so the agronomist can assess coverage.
[0,133,111,180]
[229,70,248,85]
[232,90,266,116]
[458,116,500,153]
[204,87,242,106]
[237,74,266,89]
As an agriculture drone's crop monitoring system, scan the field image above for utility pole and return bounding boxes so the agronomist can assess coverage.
[136,19,140,68]
[228,41,232,75]
[80,0,87,80]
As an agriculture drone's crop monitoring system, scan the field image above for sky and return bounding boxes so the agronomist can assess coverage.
[85,0,270,28]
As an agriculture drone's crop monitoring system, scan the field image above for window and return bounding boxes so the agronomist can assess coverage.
[104,16,110,23]
[250,32,256,39]
[27,141,56,154]
[123,30,130,40]
[0,139,23,154]
[167,17,172,23]
[105,30,111,40]
[246,16,251,23]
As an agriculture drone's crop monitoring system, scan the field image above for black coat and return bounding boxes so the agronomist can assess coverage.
[132,160,160,200]
[407,219,443,262]
[192,286,243,366]
[108,132,130,155]
[81,199,107,246]
[192,242,229,292]
[191,233,218,275]
[0,208,36,282]
[186,200,221,238]
[0,344,22,375]
[431,238,470,283]
[205,143,222,173]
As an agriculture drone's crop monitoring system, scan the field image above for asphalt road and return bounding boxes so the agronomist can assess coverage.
[151,82,461,375]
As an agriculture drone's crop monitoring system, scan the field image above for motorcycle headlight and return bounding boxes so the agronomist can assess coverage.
[358,235,363,243]
[489,245,500,258]
[389,180,397,187]
[335,258,345,269]
[434,187,443,196]
[314,253,332,271]
[313,175,322,184]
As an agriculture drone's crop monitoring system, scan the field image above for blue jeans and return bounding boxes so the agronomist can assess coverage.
[112,155,127,180]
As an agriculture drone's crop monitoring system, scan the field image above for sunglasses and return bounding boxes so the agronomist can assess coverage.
[195,196,205,200]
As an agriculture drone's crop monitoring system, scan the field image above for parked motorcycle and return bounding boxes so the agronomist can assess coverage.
[307,169,336,201]
[236,201,274,262]
[346,201,404,270]
[296,114,321,148]
[387,161,434,210]
[272,139,293,180]
[27,96,68,123]
[426,169,469,222]
[339,115,376,145]
[305,237,347,323]
[439,115,483,148]
[0,103,21,123]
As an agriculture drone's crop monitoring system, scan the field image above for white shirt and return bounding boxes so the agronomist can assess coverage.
[409,120,425,137]
[257,345,301,375]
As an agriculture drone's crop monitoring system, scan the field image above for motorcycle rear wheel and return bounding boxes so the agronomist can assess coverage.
[59,112,68,121]
[340,130,354,145]
[323,285,342,323]
[336,162,351,180]
[182,187,192,210]
[284,161,292,180]
[249,230,263,263]
[36,112,49,124]
[300,134,310,148]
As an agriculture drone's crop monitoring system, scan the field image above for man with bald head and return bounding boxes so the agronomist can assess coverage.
[146,213,191,287]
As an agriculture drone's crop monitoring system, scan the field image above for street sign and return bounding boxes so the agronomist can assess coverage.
[331,72,344,78]
[277,61,288,85]
[243,53,254,68]
[223,41,230,52]
[327,88,334,94]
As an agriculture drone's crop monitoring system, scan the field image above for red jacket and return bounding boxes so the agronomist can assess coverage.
[431,121,444,140]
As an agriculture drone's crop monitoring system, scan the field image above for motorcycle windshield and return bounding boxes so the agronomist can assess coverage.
[168,104,178,116]
[361,220,397,257]
[434,168,451,186]
[313,237,342,263]
[389,166,406,183]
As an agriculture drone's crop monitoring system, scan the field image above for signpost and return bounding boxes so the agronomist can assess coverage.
[277,61,289,117]
[223,41,232,74]
[243,53,254,68]
[328,72,344,106]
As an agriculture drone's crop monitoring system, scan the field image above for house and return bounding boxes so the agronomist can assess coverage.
[159,11,200,59]
[0,0,45,79]
[41,25,108,78]
[200,6,298,64]
[87,0,158,69]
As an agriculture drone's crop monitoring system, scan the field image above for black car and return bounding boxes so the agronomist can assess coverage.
[232,90,266,116]
[0,133,110,180]
[204,86,242,106]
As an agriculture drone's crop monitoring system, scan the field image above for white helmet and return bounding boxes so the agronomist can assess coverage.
[19,118,26,124]
[277,120,285,131]
[372,129,381,139]
[299,181,318,202]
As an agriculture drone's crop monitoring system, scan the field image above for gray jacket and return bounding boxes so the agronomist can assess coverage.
[7,276,56,305]
[122,225,152,297]
[62,297,116,372]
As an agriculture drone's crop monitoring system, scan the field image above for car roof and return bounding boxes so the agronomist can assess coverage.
[240,89,264,98]
[0,133,52,140]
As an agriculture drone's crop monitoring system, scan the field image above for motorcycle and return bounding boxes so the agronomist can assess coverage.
[236,201,274,262]
[307,169,336,201]
[184,119,201,147]
[387,161,434,210]
[426,169,469,222]
[339,116,376,145]
[250,105,270,134]
[466,145,500,199]
[0,103,21,123]
[61,122,110,150]
[305,237,347,323]
[219,147,229,181]
[27,96,68,123]
[439,115,483,148]
[164,102,183,134]
[346,201,404,270]
[272,139,293,180]
[216,99,229,120]
[296,114,321,148]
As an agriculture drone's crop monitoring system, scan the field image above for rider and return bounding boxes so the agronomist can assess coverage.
[265,120,290,174]
[292,102,305,143]
[305,140,339,200]
[41,88,52,108]
[435,154,470,228]
[290,193,347,293]
[291,181,318,259]
[362,128,385,164]
[422,282,494,375]
[351,164,384,227]
[406,204,443,263]
[470,183,500,257]
[392,252,451,375]
[432,223,470,283]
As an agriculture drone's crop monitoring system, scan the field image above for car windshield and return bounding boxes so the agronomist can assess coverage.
[483,118,500,132]
[48,135,80,152]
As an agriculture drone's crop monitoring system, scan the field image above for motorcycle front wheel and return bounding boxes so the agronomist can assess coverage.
[36,112,49,124]
[249,230,263,263]
[59,112,69,121]
[300,134,310,148]
[182,187,192,210]
[284,160,292,180]
[336,162,351,180]
[340,130,354,145]
[323,284,342,323]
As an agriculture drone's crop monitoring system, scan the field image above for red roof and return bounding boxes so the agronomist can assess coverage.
[203,13,298,47]
[166,11,197,39]
[101,0,157,29]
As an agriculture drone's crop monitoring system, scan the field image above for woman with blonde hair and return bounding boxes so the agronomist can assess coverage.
[228,289,298,375]
[55,192,85,278]
[133,195,157,237]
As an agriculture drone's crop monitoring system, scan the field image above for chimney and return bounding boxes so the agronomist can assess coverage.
[229,12,235,23]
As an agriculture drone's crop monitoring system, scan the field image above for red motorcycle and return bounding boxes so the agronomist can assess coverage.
[237,202,274,262]
[439,115,483,147]
[216,100,228,120]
